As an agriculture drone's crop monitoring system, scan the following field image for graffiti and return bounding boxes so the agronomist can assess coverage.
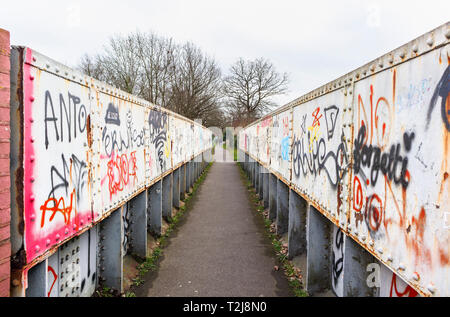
[104,103,120,126]
[281,137,289,161]
[353,125,414,189]
[40,189,75,228]
[44,90,87,149]
[292,132,348,188]
[324,105,339,140]
[107,151,138,198]
[48,153,87,203]
[103,109,145,157]
[389,274,418,297]
[148,109,169,171]
[47,265,57,297]
[427,65,450,131]
[332,228,344,292]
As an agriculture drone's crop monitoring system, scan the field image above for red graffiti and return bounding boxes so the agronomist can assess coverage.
[365,194,383,232]
[47,265,57,297]
[40,189,75,228]
[107,151,138,198]
[311,107,322,127]
[390,274,418,297]
[353,176,363,212]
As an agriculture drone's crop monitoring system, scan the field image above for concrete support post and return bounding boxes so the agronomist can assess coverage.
[254,163,259,190]
[25,260,47,297]
[306,205,331,296]
[342,234,378,297]
[173,168,180,209]
[99,208,124,292]
[263,168,269,208]
[276,179,289,235]
[162,173,173,220]
[269,173,277,220]
[148,180,162,237]
[288,189,307,260]
[258,165,264,198]
[180,164,186,201]
[129,191,148,258]
[186,161,191,192]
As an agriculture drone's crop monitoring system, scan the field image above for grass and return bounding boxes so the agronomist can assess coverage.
[237,162,309,297]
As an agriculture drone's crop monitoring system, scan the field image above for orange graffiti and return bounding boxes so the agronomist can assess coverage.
[40,189,76,228]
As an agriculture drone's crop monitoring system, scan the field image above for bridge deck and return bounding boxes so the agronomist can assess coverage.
[135,161,292,297]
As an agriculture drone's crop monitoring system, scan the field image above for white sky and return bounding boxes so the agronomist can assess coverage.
[1,0,449,107]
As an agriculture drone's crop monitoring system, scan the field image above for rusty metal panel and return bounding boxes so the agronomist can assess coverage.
[256,117,271,165]
[291,87,352,227]
[270,109,291,181]
[349,46,449,296]
[21,48,93,264]
[92,87,147,216]
[147,107,171,179]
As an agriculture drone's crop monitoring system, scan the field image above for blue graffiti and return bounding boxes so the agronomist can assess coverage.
[281,136,289,161]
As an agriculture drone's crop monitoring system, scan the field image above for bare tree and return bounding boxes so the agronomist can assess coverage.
[168,42,223,126]
[77,32,227,127]
[223,58,289,125]
[134,32,176,108]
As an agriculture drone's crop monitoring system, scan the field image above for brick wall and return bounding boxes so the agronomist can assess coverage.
[0,28,10,297]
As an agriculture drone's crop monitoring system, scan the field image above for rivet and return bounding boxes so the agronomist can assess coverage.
[30,195,35,202]
[30,96,35,102]
[32,56,36,62]
[377,247,383,254]
[412,44,418,54]
[55,234,60,241]
[30,213,36,221]
[30,75,34,80]
[387,255,393,262]
[445,28,450,39]
[46,239,50,246]
[29,117,34,123]
[399,51,406,59]
[412,272,420,281]
[427,284,436,294]
[426,37,434,47]
[397,263,406,271]
[35,245,40,252]
[30,137,35,143]
[30,177,35,182]
[65,228,69,235]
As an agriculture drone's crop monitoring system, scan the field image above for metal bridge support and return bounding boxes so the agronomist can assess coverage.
[129,191,148,258]
[288,189,307,260]
[25,260,47,297]
[99,207,124,293]
[341,234,378,297]
[262,168,269,208]
[269,173,277,221]
[186,161,191,193]
[162,174,173,220]
[148,180,162,237]
[173,168,180,209]
[276,179,289,235]
[306,205,331,296]
[254,163,259,191]
[180,164,186,201]
[258,165,264,198]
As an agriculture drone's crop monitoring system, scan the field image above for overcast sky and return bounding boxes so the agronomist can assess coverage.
[1,0,449,106]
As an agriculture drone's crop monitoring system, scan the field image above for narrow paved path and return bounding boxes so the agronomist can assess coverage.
[135,162,292,297]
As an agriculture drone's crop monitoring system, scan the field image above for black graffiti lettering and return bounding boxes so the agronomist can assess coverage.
[324,105,339,140]
[292,132,348,188]
[48,153,88,203]
[148,109,168,171]
[44,90,87,149]
[332,229,344,288]
[353,125,413,189]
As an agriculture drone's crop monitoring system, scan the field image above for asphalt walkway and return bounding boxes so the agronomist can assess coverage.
[135,160,292,297]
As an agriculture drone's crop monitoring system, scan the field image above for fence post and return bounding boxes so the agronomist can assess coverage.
[288,189,307,260]
[173,168,180,208]
[306,205,331,295]
[263,168,269,208]
[276,179,289,235]
[148,180,162,237]
[99,207,124,293]
[24,260,47,297]
[180,164,186,201]
[129,191,148,258]
[162,173,173,220]
[269,174,277,221]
